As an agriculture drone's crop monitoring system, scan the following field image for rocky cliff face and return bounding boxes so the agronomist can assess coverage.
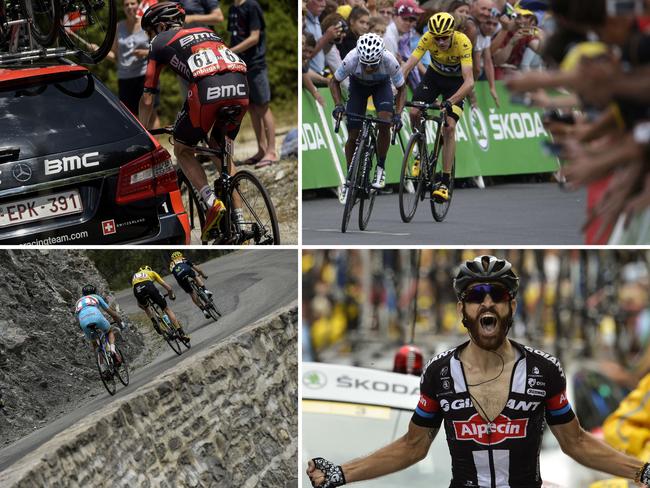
[0,250,145,447]
[0,307,298,488]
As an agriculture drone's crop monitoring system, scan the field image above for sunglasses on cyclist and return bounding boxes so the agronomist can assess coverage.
[462,283,512,303]
[433,35,451,42]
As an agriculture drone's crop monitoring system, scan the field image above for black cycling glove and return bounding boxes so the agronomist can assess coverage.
[332,105,345,120]
[391,113,403,130]
[638,463,650,485]
[441,100,453,113]
[310,457,346,488]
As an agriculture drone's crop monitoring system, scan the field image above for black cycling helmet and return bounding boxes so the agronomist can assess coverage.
[453,255,519,300]
[82,284,97,296]
[141,2,185,31]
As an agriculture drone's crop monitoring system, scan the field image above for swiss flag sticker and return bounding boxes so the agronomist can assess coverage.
[102,219,116,235]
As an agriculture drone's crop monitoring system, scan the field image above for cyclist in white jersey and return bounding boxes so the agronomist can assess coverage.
[330,33,406,197]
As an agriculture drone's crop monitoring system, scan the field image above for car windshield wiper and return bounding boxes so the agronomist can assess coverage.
[0,146,20,162]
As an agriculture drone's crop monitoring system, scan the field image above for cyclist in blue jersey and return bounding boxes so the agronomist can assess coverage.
[330,32,407,199]
[307,255,650,488]
[75,285,124,365]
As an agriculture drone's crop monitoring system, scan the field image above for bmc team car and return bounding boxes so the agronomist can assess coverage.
[0,61,190,245]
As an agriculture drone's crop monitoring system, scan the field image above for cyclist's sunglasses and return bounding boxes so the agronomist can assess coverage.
[433,35,451,42]
[462,283,512,303]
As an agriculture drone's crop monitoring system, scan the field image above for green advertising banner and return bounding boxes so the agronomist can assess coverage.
[302,81,559,190]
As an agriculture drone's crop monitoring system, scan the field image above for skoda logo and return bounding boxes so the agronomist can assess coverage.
[12,163,32,183]
[303,370,327,390]
[470,107,490,152]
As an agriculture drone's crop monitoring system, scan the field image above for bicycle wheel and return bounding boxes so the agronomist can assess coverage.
[197,287,221,320]
[96,348,116,395]
[341,138,364,233]
[25,0,61,46]
[399,133,426,223]
[59,0,117,63]
[114,345,129,386]
[162,321,183,355]
[358,152,376,231]
[430,137,455,222]
[178,172,206,243]
[228,170,280,245]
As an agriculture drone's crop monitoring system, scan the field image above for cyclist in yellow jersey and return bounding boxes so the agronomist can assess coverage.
[131,265,189,341]
[402,12,475,202]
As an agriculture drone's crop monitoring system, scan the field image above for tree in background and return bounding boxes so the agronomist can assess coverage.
[87,250,233,290]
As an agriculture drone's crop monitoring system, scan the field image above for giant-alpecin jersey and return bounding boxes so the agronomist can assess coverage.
[412,340,575,488]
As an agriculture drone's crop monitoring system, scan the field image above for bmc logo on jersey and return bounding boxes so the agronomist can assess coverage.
[206,84,246,100]
[453,413,528,445]
[179,32,220,48]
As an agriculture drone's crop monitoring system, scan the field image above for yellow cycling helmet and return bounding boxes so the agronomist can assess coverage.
[171,251,183,260]
[139,265,152,272]
[428,12,455,37]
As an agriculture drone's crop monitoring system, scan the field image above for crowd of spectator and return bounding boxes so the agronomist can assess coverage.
[302,0,650,244]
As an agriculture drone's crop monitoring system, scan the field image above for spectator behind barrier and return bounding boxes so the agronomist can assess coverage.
[505,0,650,244]
[338,6,371,58]
[303,33,326,106]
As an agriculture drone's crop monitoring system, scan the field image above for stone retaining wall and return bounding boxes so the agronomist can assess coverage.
[0,306,298,488]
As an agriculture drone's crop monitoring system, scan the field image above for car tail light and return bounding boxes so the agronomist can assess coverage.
[116,147,178,204]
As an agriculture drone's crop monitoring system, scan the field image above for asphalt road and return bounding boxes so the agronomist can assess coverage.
[303,183,586,245]
[0,249,297,472]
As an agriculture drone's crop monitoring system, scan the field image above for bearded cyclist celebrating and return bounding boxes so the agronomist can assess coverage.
[330,32,407,197]
[307,255,650,488]
[138,2,249,241]
[401,12,475,202]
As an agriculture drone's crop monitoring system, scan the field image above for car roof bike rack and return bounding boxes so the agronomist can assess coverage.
[0,16,91,67]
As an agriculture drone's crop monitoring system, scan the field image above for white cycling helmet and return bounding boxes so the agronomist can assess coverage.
[357,33,384,65]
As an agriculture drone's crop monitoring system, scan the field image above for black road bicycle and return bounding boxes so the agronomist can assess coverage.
[151,125,280,245]
[0,0,116,64]
[335,111,396,233]
[398,100,455,223]
[88,322,128,396]
[145,294,190,356]
[188,276,221,321]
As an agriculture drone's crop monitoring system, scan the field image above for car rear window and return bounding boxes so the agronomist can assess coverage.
[0,73,143,160]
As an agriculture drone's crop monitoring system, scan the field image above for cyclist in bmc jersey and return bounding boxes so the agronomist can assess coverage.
[330,33,407,197]
[307,255,650,488]
[132,265,189,341]
[401,12,475,202]
[76,284,124,365]
[168,251,212,319]
[138,2,249,241]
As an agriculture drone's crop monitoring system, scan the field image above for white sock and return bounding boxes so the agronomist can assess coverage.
[110,344,116,354]
[234,208,244,223]
[200,185,216,207]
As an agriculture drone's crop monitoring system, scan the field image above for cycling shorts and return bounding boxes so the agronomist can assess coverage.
[171,262,196,294]
[346,77,394,130]
[78,309,111,340]
[174,71,250,147]
[412,67,464,122]
[133,281,166,310]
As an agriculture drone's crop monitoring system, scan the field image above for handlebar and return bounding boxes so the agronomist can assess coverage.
[334,112,343,133]
[148,126,174,136]
[405,100,441,111]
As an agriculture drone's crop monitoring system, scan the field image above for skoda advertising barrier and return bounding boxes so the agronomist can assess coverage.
[302,81,559,190]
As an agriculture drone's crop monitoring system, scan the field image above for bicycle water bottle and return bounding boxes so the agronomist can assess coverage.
[163,313,171,327]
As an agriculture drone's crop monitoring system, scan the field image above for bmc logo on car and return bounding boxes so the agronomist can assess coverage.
[453,413,528,445]
[206,84,246,100]
[44,152,100,175]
